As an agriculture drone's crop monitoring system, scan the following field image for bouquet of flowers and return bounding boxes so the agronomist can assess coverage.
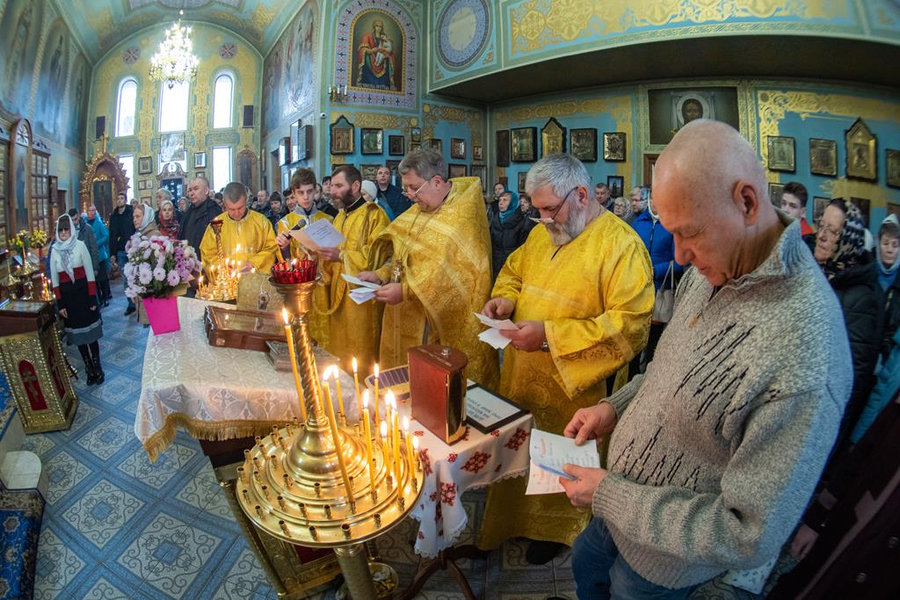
[123,233,200,300]
[30,228,48,248]
[7,229,31,253]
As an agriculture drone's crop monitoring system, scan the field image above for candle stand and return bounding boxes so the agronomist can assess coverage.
[236,275,423,599]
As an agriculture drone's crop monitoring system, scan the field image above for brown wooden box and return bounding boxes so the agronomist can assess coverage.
[204,305,284,352]
[409,345,468,445]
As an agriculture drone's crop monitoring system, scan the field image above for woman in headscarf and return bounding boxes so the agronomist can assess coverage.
[157,200,180,240]
[488,189,528,281]
[50,215,105,384]
[612,196,635,224]
[813,198,883,459]
[875,214,900,361]
[132,203,160,238]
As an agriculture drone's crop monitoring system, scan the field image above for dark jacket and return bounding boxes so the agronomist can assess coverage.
[376,183,410,219]
[882,273,900,360]
[75,219,99,273]
[631,209,684,291]
[108,205,135,255]
[180,197,222,260]
[488,204,529,279]
[770,389,900,600]
[828,258,884,456]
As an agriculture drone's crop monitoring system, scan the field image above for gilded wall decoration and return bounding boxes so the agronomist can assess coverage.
[422,103,485,146]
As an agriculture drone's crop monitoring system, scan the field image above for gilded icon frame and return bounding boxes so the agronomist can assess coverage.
[603,132,626,162]
[511,127,537,163]
[809,138,836,177]
[540,117,566,157]
[767,136,795,173]
[845,118,876,181]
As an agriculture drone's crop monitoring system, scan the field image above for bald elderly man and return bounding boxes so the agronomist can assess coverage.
[560,120,853,599]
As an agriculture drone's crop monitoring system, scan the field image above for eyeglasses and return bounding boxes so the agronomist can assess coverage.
[816,221,841,240]
[402,177,432,199]
[529,187,578,224]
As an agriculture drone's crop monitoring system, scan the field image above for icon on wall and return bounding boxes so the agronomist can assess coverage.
[388,135,405,156]
[603,132,626,162]
[607,175,624,198]
[809,138,836,177]
[361,128,384,155]
[511,127,537,163]
[330,115,355,155]
[450,138,466,160]
[767,136,795,173]
[887,149,900,188]
[541,118,566,158]
[138,156,153,175]
[845,118,877,182]
[496,129,510,167]
[570,128,597,162]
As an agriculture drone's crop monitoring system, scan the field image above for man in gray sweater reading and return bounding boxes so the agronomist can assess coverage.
[560,119,852,599]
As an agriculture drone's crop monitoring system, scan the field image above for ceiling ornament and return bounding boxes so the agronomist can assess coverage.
[149,10,200,88]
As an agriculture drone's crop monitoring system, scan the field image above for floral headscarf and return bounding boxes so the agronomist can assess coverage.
[158,200,180,240]
[821,199,867,281]
[53,214,77,280]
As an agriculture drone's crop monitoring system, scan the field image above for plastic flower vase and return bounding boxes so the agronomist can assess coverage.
[142,296,180,335]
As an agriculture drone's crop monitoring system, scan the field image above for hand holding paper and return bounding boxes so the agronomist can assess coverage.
[342,273,382,290]
[525,428,600,495]
[474,311,518,349]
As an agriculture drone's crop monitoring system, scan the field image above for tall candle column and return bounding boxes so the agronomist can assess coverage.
[281,308,307,422]
[373,364,380,425]
[380,421,391,483]
[322,378,352,498]
[361,391,375,486]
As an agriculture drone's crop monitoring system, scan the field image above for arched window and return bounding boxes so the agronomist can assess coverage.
[115,78,137,137]
[159,80,190,133]
[212,146,232,192]
[213,73,234,129]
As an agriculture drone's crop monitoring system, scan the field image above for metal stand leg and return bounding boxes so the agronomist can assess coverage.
[334,543,377,600]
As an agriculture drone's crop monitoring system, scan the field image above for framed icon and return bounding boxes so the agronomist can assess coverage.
[813,196,830,223]
[428,138,443,154]
[471,164,487,192]
[473,145,483,162]
[850,197,871,227]
[138,156,153,175]
[511,127,537,162]
[138,180,145,190]
[361,128,383,155]
[194,152,207,169]
[809,138,837,177]
[360,164,381,182]
[448,164,467,178]
[887,149,900,188]
[496,129,510,167]
[278,137,291,166]
[410,126,422,143]
[290,120,301,162]
[517,171,527,194]
[330,115,355,155]
[450,138,466,160]
[296,125,312,161]
[388,135,405,156]
[768,182,785,207]
[603,132,626,162]
[607,175,624,198]
[845,118,876,181]
[541,117,566,157]
[767,136,795,172]
[409,141,421,152]
[570,128,597,162]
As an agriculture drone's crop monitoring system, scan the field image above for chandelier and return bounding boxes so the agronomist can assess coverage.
[149,11,199,88]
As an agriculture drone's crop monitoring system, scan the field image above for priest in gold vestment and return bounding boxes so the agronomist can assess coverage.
[199,182,278,272]
[275,169,334,348]
[358,149,499,389]
[477,154,654,560]
[313,166,390,370]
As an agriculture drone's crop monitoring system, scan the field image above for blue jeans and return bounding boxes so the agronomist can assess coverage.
[572,518,697,600]
[116,251,134,308]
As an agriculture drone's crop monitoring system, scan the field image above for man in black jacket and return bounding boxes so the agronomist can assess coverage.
[108,191,136,315]
[180,177,222,297]
[375,165,409,219]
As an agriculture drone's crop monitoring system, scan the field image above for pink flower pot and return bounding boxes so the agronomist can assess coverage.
[142,296,181,335]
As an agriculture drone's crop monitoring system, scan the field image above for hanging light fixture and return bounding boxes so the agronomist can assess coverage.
[149,10,199,88]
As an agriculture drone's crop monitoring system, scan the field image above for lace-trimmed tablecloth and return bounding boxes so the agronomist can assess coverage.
[136,297,356,462]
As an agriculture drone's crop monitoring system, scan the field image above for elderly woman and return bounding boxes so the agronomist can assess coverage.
[813,199,883,456]
[876,214,900,360]
[51,215,105,384]
[133,203,160,238]
[361,179,395,221]
[158,200,180,240]
[488,190,528,281]
[612,196,634,224]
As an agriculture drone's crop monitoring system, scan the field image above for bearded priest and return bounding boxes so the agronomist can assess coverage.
[357,148,499,389]
[200,182,278,273]
[477,153,654,564]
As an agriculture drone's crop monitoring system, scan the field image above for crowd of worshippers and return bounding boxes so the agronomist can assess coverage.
[45,119,899,598]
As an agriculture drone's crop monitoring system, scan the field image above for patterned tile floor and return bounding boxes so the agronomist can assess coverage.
[23,293,576,599]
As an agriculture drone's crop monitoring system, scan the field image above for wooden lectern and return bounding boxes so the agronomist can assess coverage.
[0,301,78,433]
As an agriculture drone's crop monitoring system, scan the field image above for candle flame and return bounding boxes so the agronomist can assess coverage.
[413,437,419,450]
[403,416,409,431]
[386,390,396,408]
[236,243,241,252]
[352,357,358,373]
[281,307,290,325]
[363,389,369,408]
[380,421,387,438]
[374,363,379,377]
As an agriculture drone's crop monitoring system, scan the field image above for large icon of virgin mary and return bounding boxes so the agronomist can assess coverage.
[353,15,399,91]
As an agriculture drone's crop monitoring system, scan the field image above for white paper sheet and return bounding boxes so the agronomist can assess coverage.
[349,289,376,304]
[466,386,521,427]
[290,219,346,250]
[478,328,511,350]
[473,312,518,331]
[342,273,382,290]
[525,428,600,495]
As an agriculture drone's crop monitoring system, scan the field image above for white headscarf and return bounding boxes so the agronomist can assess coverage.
[53,214,78,280]
[136,204,156,231]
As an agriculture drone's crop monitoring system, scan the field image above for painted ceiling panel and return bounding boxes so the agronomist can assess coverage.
[54,0,304,61]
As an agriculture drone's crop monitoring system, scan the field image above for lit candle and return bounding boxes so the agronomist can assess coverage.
[351,357,361,415]
[380,420,391,479]
[362,391,375,485]
[388,392,401,479]
[281,309,307,422]
[373,363,380,424]
[322,378,352,498]
[330,365,345,419]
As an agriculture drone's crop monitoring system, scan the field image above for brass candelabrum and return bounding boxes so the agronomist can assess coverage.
[197,220,239,301]
[236,277,423,599]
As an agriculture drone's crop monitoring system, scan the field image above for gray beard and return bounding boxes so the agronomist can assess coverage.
[545,201,588,245]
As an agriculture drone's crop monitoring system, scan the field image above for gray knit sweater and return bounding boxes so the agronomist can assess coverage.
[594,216,853,589]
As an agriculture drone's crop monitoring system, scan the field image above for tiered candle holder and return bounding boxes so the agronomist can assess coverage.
[197,219,239,301]
[236,270,422,599]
